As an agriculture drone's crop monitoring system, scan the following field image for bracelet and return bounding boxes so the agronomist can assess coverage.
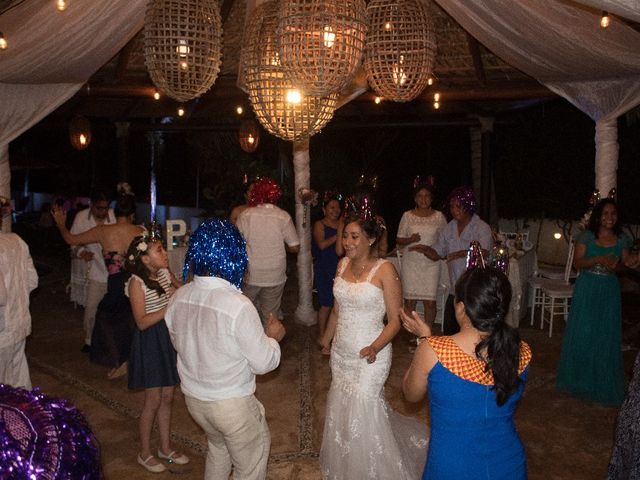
[416,335,428,346]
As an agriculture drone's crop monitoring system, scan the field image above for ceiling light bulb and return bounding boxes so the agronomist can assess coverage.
[600,11,610,28]
[56,0,68,11]
[153,91,160,100]
[553,232,562,240]
[286,89,302,104]
[176,39,190,57]
[0,33,7,50]
[79,134,87,145]
[248,134,255,144]
[177,107,185,117]
[434,92,440,102]
[236,106,243,115]
[180,60,188,70]
[384,22,392,30]
[374,96,382,104]
[427,77,434,86]
[323,26,336,48]
[433,101,440,110]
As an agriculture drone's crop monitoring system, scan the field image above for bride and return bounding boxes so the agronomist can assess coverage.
[319,212,428,479]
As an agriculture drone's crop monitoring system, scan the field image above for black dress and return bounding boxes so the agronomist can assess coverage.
[126,269,179,390]
[90,252,134,368]
[608,351,640,479]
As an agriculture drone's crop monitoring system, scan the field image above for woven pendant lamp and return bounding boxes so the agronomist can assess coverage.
[238,119,260,153]
[144,0,223,103]
[364,0,436,102]
[69,115,91,150]
[277,0,368,97]
[243,0,337,142]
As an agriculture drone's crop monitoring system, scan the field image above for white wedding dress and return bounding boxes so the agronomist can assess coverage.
[320,258,428,480]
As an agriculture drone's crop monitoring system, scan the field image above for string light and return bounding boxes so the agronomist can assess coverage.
[236,106,243,115]
[0,32,7,50]
[374,96,382,104]
[285,89,302,104]
[553,232,562,240]
[56,0,68,11]
[180,60,188,70]
[323,25,336,48]
[153,90,160,100]
[433,101,440,109]
[384,22,392,30]
[427,77,434,86]
[433,92,440,102]
[600,11,610,28]
[177,106,185,117]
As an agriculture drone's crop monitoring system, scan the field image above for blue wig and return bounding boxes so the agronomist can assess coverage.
[182,218,248,288]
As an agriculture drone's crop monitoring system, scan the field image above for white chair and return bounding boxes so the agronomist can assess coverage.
[536,236,578,281]
[538,241,576,337]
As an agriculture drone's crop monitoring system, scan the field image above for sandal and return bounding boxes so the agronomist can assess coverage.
[107,362,128,380]
[137,454,166,473]
[157,449,190,465]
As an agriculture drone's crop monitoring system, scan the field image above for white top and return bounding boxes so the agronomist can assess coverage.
[236,204,300,287]
[165,275,281,401]
[125,268,173,313]
[0,233,38,348]
[70,207,116,282]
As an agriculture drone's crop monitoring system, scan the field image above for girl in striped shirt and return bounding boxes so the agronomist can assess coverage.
[125,235,189,473]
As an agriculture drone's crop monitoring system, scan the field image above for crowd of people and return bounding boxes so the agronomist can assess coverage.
[2,177,640,479]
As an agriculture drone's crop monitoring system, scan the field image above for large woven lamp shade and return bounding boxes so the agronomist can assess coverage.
[243,1,337,142]
[144,0,223,103]
[69,115,92,151]
[364,0,436,102]
[277,0,368,97]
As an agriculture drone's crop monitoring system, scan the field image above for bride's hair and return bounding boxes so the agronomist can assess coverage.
[454,267,521,406]
[344,212,384,249]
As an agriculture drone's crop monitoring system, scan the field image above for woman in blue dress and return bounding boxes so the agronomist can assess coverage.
[402,267,531,479]
[312,194,341,353]
[557,198,637,406]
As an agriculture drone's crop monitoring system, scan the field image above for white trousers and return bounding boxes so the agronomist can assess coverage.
[84,280,107,345]
[185,394,271,480]
[0,339,32,389]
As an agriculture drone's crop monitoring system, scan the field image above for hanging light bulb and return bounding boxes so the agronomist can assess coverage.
[374,96,382,104]
[175,39,190,57]
[600,11,610,28]
[433,92,440,102]
[433,101,440,109]
[427,77,434,86]
[56,0,69,11]
[180,60,188,70]
[247,134,255,145]
[285,89,302,104]
[236,106,244,115]
[177,106,185,117]
[392,55,407,86]
[153,90,160,100]
[0,32,7,50]
[384,21,392,30]
[323,25,336,48]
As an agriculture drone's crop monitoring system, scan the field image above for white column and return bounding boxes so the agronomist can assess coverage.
[595,117,618,195]
[293,139,316,326]
[0,144,11,233]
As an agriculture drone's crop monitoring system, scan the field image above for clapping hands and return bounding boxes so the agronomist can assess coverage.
[265,313,286,342]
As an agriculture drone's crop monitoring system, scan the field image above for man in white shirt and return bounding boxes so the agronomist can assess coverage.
[0,201,39,389]
[236,178,300,323]
[166,219,285,480]
[69,191,115,352]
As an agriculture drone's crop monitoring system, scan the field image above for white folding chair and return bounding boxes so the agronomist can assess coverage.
[538,240,576,337]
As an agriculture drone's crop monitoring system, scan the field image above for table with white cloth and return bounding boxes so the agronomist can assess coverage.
[168,246,187,278]
[387,248,537,328]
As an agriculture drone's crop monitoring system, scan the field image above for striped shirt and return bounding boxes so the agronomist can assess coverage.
[126,268,173,313]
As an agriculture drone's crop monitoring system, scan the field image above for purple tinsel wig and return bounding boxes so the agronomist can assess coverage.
[448,186,477,215]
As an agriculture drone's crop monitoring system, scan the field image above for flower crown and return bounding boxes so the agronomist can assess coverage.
[128,234,150,262]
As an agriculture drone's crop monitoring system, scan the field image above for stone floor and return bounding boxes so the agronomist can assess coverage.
[23,252,640,479]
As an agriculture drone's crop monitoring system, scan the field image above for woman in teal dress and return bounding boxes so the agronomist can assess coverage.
[557,198,637,406]
[402,267,531,479]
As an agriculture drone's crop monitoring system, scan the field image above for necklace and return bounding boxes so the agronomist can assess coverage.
[350,259,371,282]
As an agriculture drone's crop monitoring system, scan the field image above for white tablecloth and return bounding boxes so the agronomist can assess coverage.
[387,248,537,328]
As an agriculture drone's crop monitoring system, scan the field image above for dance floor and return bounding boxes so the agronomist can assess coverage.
[25,255,639,479]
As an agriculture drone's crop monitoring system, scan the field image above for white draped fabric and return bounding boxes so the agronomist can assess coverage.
[0,0,146,230]
[433,0,640,193]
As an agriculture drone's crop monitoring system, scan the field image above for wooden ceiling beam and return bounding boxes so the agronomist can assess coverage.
[466,33,486,86]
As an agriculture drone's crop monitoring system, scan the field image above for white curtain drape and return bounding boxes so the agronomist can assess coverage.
[0,0,146,229]
[434,0,640,193]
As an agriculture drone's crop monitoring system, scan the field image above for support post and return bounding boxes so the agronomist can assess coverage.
[595,118,618,195]
[292,139,316,326]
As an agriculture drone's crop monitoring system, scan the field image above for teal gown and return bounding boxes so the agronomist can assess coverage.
[556,230,631,406]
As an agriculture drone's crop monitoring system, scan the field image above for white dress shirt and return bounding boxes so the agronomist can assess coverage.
[0,233,38,348]
[236,204,300,287]
[70,207,115,283]
[165,275,281,402]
